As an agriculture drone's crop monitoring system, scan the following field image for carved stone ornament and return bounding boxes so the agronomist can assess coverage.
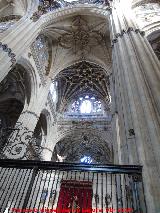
[55,61,110,112]
[53,130,111,164]
[132,0,160,9]
[0,42,16,67]
[30,0,111,21]
[111,28,145,47]
[0,15,21,23]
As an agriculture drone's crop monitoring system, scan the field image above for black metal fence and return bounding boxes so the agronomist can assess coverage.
[0,159,147,213]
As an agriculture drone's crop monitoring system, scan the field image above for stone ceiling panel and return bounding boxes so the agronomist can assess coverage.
[43,15,111,76]
[54,61,111,112]
[53,129,113,164]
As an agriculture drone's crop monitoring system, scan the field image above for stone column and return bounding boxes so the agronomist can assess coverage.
[3,80,52,160]
[109,1,160,212]
[0,13,41,82]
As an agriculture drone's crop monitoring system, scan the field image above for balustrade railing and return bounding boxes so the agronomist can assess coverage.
[0,159,147,213]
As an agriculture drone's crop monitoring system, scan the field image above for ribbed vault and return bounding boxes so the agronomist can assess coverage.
[55,61,110,112]
[42,15,111,76]
[52,131,112,164]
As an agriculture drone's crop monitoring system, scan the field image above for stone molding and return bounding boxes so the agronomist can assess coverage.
[30,2,112,22]
[21,111,39,119]
[0,15,21,23]
[132,0,160,9]
[0,42,16,67]
[47,92,57,121]
[31,42,47,86]
[111,27,145,47]
[31,4,111,28]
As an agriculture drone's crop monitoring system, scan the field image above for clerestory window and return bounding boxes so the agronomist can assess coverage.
[71,95,103,114]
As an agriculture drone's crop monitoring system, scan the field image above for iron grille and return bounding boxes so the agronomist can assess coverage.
[0,159,147,213]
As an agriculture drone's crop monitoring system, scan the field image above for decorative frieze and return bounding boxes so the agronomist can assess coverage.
[111,28,145,47]
[30,44,46,86]
[30,0,111,22]
[21,111,39,119]
[0,42,16,67]
[47,92,57,121]
[0,15,21,23]
[132,0,160,9]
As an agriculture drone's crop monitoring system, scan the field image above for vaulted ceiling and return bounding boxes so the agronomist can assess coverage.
[52,131,112,164]
[131,0,160,8]
[42,15,112,76]
[133,2,160,31]
[55,61,111,112]
[149,36,160,60]
[0,0,33,17]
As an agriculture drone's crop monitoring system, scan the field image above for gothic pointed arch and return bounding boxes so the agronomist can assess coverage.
[54,61,111,115]
[52,130,113,164]
[31,34,53,84]
[0,0,38,34]
[17,57,39,105]
[31,109,51,160]
[147,29,160,60]
[41,14,112,77]
[0,62,35,152]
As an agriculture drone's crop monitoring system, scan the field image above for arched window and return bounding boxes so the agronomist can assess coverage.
[80,156,92,164]
[71,95,103,114]
[35,35,49,73]
[0,21,15,33]
[80,100,92,113]
[50,81,57,102]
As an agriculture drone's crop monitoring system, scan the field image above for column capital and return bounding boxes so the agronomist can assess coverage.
[111,27,145,47]
[0,42,16,67]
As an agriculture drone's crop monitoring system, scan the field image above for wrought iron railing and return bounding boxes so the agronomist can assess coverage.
[0,159,147,213]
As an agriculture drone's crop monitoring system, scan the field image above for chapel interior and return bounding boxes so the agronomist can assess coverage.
[0,0,160,212]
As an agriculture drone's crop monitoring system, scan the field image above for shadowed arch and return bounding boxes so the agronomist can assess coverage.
[17,57,38,107]
[52,129,113,163]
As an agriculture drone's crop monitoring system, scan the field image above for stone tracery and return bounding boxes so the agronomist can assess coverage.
[31,0,111,21]
[0,0,160,210]
[31,35,52,85]
[148,34,160,60]
[55,61,110,113]
[52,131,112,163]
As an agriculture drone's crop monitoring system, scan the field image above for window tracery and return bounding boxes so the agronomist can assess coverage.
[31,0,111,21]
[0,21,15,33]
[52,132,112,164]
[50,81,57,102]
[31,35,52,85]
[55,61,110,113]
[71,95,103,114]
[0,15,21,33]
[35,35,50,74]
[149,36,160,60]
[80,156,92,164]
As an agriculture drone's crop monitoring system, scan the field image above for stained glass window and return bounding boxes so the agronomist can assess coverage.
[34,35,49,74]
[71,95,102,114]
[65,0,78,2]
[50,81,57,102]
[80,156,92,164]
[0,21,15,33]
[80,100,92,113]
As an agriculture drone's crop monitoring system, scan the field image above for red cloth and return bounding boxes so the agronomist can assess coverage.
[57,180,92,213]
